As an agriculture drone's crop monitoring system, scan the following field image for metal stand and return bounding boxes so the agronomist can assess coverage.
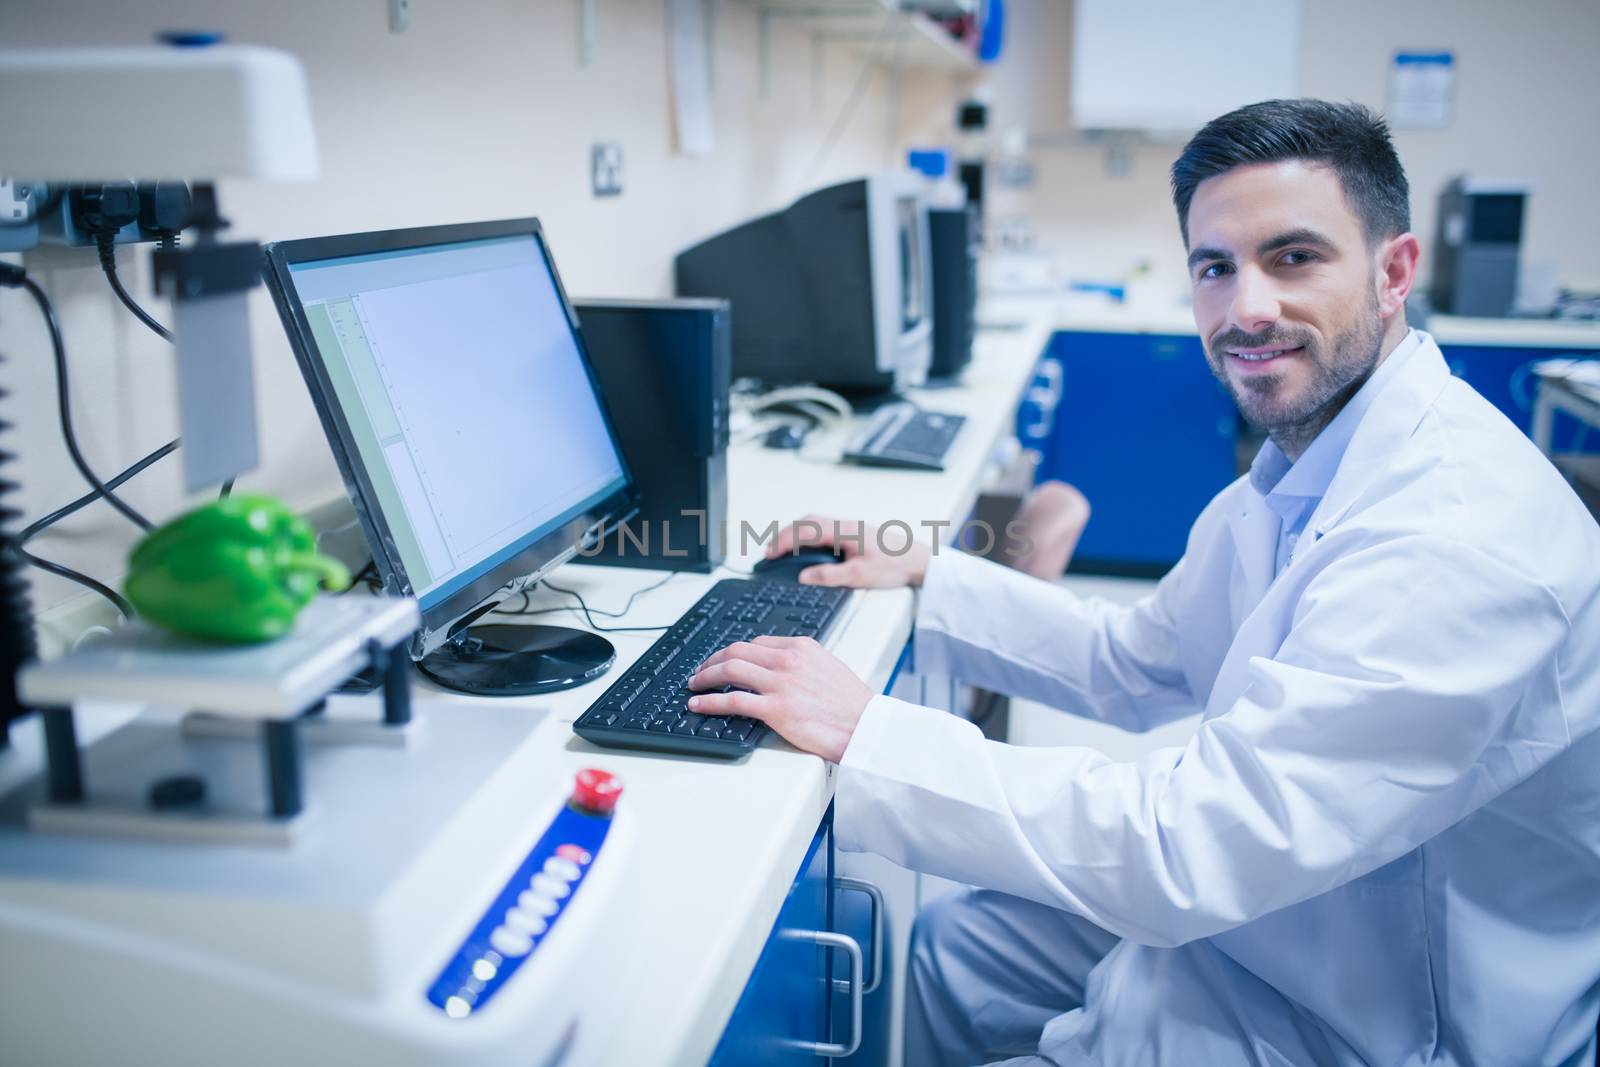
[17,595,420,836]
[262,718,302,819]
[42,706,83,804]
[371,639,412,726]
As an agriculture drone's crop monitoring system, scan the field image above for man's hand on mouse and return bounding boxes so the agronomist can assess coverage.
[687,636,872,763]
[766,515,932,589]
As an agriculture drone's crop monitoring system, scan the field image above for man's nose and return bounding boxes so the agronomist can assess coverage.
[1229,266,1282,335]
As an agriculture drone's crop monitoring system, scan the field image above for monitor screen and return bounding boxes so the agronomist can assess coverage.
[275,227,630,618]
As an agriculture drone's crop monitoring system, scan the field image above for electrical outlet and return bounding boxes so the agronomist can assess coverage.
[591,142,623,198]
[37,184,142,248]
[0,178,40,251]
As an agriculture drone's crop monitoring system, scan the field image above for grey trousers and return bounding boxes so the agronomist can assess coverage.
[904,888,1120,1067]
[902,886,1363,1067]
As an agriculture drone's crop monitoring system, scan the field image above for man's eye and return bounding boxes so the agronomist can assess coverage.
[1281,250,1317,266]
[1199,262,1232,279]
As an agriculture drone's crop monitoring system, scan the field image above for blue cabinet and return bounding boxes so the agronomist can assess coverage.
[1036,331,1239,575]
[709,815,836,1065]
[1439,344,1599,454]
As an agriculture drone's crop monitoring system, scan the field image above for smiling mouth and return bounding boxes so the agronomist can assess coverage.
[1228,346,1304,363]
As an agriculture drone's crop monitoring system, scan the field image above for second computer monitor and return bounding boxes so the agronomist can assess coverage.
[675,172,934,394]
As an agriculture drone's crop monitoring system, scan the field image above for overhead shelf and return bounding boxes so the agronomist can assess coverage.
[734,0,985,75]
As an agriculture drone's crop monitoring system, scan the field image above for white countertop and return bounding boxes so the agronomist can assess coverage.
[409,297,1057,1065]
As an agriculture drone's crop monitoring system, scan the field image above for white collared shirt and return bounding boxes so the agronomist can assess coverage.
[1249,328,1424,575]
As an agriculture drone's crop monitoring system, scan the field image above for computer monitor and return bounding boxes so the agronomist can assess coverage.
[262,218,638,696]
[674,172,933,394]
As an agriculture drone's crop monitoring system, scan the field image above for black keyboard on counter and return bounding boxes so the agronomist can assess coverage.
[842,403,967,471]
[572,578,853,758]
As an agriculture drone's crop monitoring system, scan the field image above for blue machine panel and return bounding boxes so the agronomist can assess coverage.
[1439,345,1599,454]
[425,803,613,1018]
[1039,331,1239,574]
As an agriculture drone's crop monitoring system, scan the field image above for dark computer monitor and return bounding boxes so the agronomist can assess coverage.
[674,172,933,394]
[262,218,638,696]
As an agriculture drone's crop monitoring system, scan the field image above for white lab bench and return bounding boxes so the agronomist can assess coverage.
[385,298,1058,1065]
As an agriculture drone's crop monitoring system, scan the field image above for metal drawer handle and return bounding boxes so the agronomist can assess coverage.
[1034,357,1064,403]
[779,928,863,1059]
[836,876,884,994]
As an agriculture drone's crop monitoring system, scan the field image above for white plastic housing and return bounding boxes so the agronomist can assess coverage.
[0,45,318,181]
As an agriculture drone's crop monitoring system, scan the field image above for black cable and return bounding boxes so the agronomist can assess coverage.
[22,277,155,532]
[19,438,179,545]
[509,569,686,633]
[96,237,172,342]
[219,478,234,499]
[340,559,380,594]
[18,545,133,620]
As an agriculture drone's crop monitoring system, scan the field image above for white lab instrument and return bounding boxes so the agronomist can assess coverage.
[1,598,639,1065]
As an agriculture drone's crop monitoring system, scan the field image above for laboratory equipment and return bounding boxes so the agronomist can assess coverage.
[0,683,639,1063]
[1431,177,1530,317]
[0,40,318,743]
[675,173,934,394]
[572,578,853,758]
[574,298,731,572]
[262,218,640,696]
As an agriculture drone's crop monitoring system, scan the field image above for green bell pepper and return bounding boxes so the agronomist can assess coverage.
[124,494,351,643]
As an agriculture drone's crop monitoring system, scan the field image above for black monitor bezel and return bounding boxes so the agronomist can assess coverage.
[261,217,638,656]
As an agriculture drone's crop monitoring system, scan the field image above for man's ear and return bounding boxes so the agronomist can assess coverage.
[1376,232,1421,317]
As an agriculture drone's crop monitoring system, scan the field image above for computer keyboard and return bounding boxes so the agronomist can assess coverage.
[572,578,852,758]
[842,404,967,471]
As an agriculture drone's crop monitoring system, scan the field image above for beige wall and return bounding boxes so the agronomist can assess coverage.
[0,0,955,613]
[900,0,1600,298]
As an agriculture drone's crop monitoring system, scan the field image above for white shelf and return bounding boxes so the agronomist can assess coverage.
[736,0,983,75]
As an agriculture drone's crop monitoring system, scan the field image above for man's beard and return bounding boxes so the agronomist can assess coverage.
[1207,289,1385,455]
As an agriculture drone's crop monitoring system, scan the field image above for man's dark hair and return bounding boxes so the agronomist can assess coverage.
[1170,99,1410,247]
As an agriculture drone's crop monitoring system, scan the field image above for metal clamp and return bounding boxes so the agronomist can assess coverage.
[836,876,884,994]
[780,928,863,1059]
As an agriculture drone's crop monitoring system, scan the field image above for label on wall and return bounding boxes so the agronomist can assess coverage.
[1388,51,1455,130]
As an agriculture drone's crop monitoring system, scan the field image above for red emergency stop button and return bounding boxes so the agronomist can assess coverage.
[571,768,623,816]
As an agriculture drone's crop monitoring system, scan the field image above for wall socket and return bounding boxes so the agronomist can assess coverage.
[591,142,623,198]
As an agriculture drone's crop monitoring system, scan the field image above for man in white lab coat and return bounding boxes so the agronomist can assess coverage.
[687,100,1600,1065]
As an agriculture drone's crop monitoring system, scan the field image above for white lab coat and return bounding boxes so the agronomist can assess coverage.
[837,335,1600,1065]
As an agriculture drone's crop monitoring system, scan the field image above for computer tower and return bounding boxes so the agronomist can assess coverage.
[1431,177,1528,317]
[575,298,730,572]
[928,205,978,379]
[674,173,933,394]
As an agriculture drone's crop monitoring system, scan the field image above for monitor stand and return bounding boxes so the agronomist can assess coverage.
[417,623,615,697]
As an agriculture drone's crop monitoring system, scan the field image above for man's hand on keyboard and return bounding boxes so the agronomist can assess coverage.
[767,514,932,589]
[686,636,872,763]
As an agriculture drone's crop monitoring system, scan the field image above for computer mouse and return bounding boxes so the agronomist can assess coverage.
[751,547,848,583]
[762,424,809,450]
